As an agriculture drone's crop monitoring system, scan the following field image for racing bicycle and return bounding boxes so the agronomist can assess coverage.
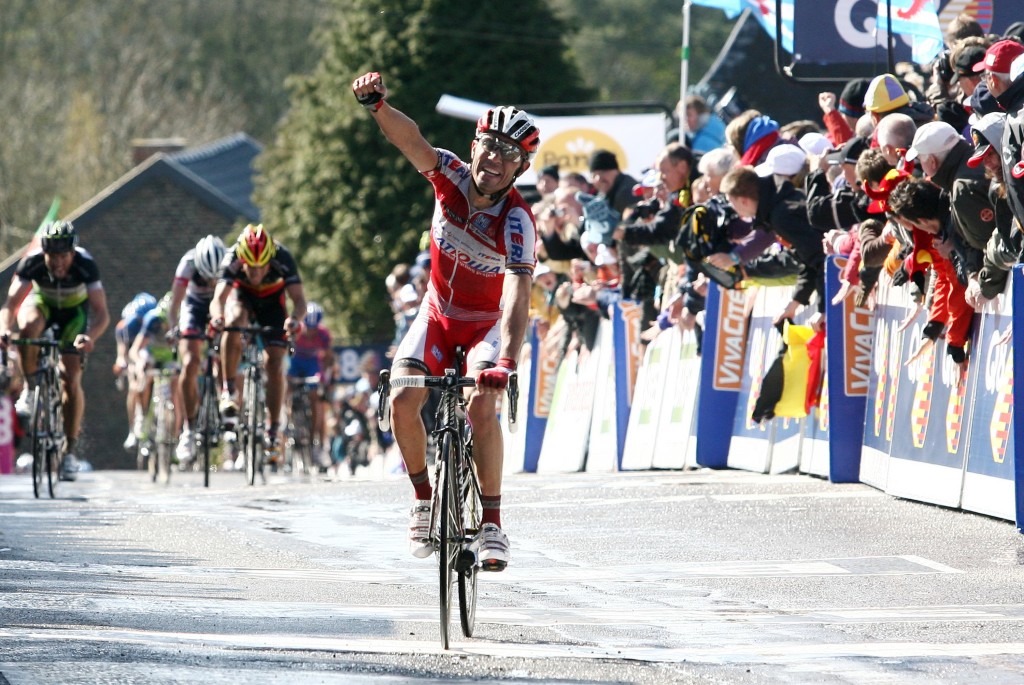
[376,348,518,649]
[13,332,65,499]
[225,325,279,486]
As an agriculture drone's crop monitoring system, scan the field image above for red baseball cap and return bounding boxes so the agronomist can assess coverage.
[973,40,1024,74]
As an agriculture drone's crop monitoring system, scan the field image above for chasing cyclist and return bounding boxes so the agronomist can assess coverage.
[114,291,158,452]
[287,302,333,468]
[353,71,538,570]
[210,224,307,466]
[0,221,110,480]
[167,235,226,465]
[129,292,181,461]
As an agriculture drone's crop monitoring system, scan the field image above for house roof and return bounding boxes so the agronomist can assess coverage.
[170,132,263,223]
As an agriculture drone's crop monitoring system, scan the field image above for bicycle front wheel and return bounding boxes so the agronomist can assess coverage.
[196,381,217,488]
[458,435,482,637]
[245,368,264,486]
[47,384,63,499]
[436,431,462,649]
[29,386,45,499]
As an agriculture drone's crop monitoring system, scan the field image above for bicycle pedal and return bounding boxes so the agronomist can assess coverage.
[455,548,477,572]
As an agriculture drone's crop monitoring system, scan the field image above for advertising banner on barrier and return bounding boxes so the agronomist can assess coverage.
[537,345,599,473]
[653,328,702,470]
[621,327,674,471]
[696,285,751,468]
[824,256,872,483]
[611,301,644,468]
[729,287,775,473]
[860,275,907,490]
[520,323,561,473]
[587,320,619,472]
[960,288,1015,522]
[885,298,973,509]
[1013,267,1024,531]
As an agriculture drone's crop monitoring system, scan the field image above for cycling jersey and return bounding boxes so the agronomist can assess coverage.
[219,242,302,296]
[288,325,331,380]
[422,148,537,322]
[173,248,217,301]
[137,309,176,366]
[15,247,102,310]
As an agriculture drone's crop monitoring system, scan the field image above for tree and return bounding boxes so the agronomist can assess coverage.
[257,0,592,341]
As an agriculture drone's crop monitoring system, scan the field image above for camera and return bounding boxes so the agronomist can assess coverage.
[632,199,661,220]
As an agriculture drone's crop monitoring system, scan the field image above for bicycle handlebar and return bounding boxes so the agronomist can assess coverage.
[388,375,477,390]
[12,338,63,348]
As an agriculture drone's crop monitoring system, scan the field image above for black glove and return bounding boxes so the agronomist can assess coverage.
[891,264,910,287]
[922,320,944,341]
[946,344,966,364]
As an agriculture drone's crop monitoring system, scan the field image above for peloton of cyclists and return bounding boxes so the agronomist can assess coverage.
[210,224,307,467]
[287,301,333,468]
[353,71,538,570]
[0,221,110,480]
[166,235,227,465]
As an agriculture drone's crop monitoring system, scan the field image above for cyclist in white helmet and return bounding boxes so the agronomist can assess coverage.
[353,71,539,571]
[167,234,226,465]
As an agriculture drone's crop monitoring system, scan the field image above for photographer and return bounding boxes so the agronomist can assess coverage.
[613,142,694,251]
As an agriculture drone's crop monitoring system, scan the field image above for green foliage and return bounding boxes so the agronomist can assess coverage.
[257,0,592,341]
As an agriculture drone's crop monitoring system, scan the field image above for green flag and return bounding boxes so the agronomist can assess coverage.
[34,197,61,236]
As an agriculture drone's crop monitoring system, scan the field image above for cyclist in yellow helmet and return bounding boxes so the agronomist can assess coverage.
[209,224,307,466]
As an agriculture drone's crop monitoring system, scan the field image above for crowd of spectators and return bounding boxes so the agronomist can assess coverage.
[376,12,1024,420]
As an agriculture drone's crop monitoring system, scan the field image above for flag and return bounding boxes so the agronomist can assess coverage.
[878,0,943,64]
[34,197,61,236]
[689,0,743,19]
[26,196,61,252]
[691,0,794,53]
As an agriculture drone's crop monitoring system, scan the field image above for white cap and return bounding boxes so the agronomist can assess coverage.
[533,263,552,278]
[399,283,419,304]
[594,243,614,266]
[798,132,833,156]
[905,121,961,162]
[754,144,807,177]
[1013,53,1024,82]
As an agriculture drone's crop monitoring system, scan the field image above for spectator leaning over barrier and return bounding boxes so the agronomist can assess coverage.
[588,149,639,286]
[692,146,737,203]
[875,113,918,169]
[962,112,1019,308]
[718,165,826,329]
[681,94,727,154]
[995,52,1024,228]
[614,142,694,252]
[887,178,974,370]
[906,121,991,285]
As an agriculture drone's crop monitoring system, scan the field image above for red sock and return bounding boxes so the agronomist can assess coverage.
[481,495,501,527]
[409,467,432,501]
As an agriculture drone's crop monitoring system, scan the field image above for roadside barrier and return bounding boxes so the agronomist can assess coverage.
[504,258,1022,531]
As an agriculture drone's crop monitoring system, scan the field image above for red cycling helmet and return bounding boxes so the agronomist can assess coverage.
[476,106,540,156]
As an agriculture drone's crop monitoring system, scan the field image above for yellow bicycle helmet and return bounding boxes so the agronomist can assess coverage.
[236,224,276,267]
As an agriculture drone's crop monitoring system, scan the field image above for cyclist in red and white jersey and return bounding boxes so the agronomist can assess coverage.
[353,71,538,571]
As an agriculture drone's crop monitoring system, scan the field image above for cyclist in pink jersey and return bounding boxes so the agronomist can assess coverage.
[353,71,538,571]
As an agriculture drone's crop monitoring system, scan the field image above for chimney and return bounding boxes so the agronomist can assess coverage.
[131,137,187,166]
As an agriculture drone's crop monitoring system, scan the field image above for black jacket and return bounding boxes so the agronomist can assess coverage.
[997,76,1024,227]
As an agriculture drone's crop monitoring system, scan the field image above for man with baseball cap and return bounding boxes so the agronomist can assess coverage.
[993,44,1024,229]
[972,39,1024,98]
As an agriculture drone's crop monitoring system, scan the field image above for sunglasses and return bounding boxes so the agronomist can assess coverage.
[476,134,524,163]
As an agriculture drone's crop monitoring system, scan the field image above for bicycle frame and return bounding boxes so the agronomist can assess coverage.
[376,350,517,649]
[224,325,277,486]
[193,334,221,488]
[14,335,64,499]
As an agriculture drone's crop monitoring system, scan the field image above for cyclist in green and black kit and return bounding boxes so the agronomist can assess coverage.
[0,221,110,479]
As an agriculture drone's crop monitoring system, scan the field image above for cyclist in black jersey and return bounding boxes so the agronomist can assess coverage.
[0,221,110,479]
[210,224,307,466]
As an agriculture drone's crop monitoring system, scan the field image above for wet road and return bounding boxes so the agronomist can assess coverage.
[2,463,1024,684]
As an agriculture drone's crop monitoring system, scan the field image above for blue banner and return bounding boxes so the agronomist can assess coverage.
[696,285,749,468]
[824,257,870,483]
[332,344,389,384]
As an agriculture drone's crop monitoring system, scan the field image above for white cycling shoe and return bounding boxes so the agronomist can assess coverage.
[409,499,433,559]
[476,523,510,572]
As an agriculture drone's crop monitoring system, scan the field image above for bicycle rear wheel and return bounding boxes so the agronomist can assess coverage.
[458,435,482,637]
[29,387,44,499]
[436,431,462,649]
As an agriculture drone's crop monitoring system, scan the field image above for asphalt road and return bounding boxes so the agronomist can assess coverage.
[2,462,1024,684]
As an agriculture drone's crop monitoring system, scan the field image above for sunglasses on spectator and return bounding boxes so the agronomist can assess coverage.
[476,134,524,163]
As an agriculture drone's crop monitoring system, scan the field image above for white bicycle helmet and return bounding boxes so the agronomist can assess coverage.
[476,106,540,157]
[194,235,226,281]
